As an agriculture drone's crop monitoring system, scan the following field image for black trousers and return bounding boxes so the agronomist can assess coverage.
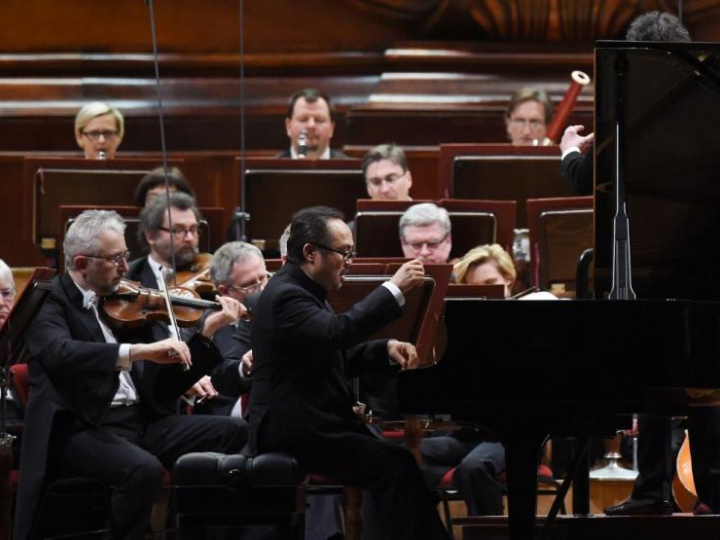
[633,408,720,508]
[260,424,449,540]
[59,405,248,540]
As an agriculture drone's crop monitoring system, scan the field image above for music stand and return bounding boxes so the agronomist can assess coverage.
[239,158,365,254]
[440,144,574,227]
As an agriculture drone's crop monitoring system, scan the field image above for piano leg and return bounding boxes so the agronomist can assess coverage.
[572,436,590,515]
[504,429,545,540]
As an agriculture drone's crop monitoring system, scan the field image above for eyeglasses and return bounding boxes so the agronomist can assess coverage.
[366,171,407,188]
[159,226,201,238]
[402,234,448,252]
[509,118,545,130]
[314,244,357,262]
[0,288,15,301]
[81,130,119,141]
[229,272,272,295]
[83,250,131,266]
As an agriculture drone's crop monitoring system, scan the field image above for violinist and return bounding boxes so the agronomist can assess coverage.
[127,191,201,289]
[193,241,269,417]
[13,210,248,540]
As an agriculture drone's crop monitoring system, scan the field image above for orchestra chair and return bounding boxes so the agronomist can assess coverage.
[173,451,307,540]
[435,463,565,540]
[525,197,593,296]
[9,363,111,540]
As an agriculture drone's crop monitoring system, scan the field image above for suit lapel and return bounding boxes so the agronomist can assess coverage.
[59,275,107,344]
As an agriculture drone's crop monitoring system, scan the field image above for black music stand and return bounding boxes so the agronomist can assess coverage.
[240,159,366,255]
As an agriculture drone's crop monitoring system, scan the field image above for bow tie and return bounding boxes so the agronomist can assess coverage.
[82,290,98,310]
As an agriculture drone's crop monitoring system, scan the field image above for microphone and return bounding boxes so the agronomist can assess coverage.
[297,131,308,159]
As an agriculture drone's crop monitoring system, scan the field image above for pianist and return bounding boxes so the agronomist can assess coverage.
[247,206,449,540]
[74,101,124,160]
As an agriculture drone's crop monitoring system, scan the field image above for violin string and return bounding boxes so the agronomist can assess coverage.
[146,0,178,285]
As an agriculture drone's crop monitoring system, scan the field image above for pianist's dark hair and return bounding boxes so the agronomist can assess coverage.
[286,88,336,122]
[626,11,691,42]
[287,206,345,265]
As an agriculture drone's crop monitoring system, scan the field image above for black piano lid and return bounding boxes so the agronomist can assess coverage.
[594,41,720,301]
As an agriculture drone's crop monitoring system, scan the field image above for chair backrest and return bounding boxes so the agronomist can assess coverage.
[10,363,29,406]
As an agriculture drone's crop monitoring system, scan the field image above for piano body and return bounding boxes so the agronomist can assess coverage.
[399,41,720,540]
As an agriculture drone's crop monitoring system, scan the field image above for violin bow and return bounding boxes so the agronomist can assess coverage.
[145,0,188,369]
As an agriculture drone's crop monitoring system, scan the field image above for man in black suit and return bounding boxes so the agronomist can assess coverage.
[248,205,449,540]
[13,210,248,540]
[278,88,348,159]
[193,241,267,416]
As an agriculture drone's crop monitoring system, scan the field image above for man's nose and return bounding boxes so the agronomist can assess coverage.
[419,244,432,257]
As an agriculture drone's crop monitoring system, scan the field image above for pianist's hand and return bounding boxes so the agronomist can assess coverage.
[390,259,425,294]
[560,125,594,154]
[388,339,419,370]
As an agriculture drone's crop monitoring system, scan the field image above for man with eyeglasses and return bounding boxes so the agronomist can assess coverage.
[361,143,413,201]
[248,205,449,540]
[504,87,553,146]
[13,210,248,540]
[0,258,15,329]
[399,203,453,264]
[74,101,124,160]
[128,191,222,402]
[191,241,268,417]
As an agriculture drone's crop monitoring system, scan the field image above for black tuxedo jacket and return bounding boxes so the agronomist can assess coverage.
[275,148,349,159]
[14,273,223,540]
[560,149,593,195]
[126,256,159,288]
[247,261,402,455]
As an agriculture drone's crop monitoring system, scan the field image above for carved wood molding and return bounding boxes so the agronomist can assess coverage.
[345,0,720,42]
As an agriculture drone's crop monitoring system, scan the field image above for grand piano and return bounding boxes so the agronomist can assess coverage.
[399,41,720,540]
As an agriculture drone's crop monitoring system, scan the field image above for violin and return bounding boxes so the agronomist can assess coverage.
[101,278,234,330]
[171,253,216,295]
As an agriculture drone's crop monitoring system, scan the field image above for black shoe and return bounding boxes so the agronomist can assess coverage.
[604,498,673,516]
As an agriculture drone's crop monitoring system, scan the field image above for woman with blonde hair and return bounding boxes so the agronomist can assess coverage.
[453,243,516,298]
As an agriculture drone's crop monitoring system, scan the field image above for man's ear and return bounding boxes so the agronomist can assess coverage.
[302,243,316,263]
[218,284,229,296]
[73,255,87,271]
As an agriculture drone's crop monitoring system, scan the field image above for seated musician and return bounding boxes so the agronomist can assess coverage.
[454,243,516,297]
[12,210,247,540]
[248,205,449,540]
[0,258,22,427]
[192,241,267,416]
[399,203,452,264]
[127,192,223,401]
[361,143,413,201]
[127,192,202,288]
[0,258,14,328]
[74,101,124,160]
[133,166,197,207]
[560,11,691,196]
[279,88,348,160]
[419,245,514,517]
[505,87,553,146]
